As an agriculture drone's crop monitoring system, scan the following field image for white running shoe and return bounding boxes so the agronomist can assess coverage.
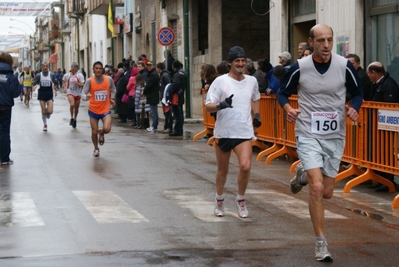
[235,199,248,218]
[214,198,225,217]
[93,149,100,157]
[146,126,154,132]
[290,162,306,194]
[43,125,47,131]
[315,240,333,262]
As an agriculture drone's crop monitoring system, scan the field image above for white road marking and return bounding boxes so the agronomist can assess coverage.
[0,192,45,227]
[247,189,348,219]
[164,189,252,222]
[73,191,148,223]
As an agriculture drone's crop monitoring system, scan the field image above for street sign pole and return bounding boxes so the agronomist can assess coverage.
[164,46,168,71]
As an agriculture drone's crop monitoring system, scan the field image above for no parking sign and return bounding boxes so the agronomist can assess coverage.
[158,27,175,46]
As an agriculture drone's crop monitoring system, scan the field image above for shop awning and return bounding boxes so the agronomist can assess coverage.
[49,53,58,64]
[6,47,20,53]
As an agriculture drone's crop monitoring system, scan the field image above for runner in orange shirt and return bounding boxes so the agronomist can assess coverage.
[82,61,116,157]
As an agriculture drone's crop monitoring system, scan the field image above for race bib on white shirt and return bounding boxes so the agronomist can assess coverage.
[94,90,107,101]
[68,75,79,90]
[41,80,51,87]
[311,111,340,134]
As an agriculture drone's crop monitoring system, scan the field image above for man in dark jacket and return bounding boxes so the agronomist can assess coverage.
[367,61,399,192]
[245,61,267,93]
[368,62,399,103]
[143,61,160,132]
[137,61,148,82]
[115,61,131,123]
[346,54,372,100]
[170,60,187,136]
[0,53,20,165]
[156,62,172,133]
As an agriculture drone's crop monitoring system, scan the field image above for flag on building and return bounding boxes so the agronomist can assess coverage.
[107,1,114,36]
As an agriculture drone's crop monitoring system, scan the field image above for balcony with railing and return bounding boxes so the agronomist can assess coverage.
[87,0,124,15]
[67,0,87,19]
[60,19,73,34]
[87,0,108,15]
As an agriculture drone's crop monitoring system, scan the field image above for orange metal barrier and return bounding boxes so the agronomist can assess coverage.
[193,95,399,208]
[336,102,399,199]
[193,92,215,143]
[256,96,298,163]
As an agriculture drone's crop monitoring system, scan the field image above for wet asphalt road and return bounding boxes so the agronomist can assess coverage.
[1,92,399,266]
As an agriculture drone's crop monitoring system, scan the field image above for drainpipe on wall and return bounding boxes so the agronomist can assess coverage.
[60,0,65,69]
[86,15,90,76]
[61,42,65,69]
[110,0,114,66]
[76,17,80,66]
[183,0,191,118]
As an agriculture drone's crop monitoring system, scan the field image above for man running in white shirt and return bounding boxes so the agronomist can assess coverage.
[32,62,57,131]
[63,62,85,128]
[205,46,261,218]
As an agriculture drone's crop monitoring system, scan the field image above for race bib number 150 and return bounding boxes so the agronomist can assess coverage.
[311,111,340,134]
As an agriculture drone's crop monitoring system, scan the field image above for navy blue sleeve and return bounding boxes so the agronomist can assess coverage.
[277,62,300,108]
[345,61,363,112]
[269,75,280,94]
[9,74,20,98]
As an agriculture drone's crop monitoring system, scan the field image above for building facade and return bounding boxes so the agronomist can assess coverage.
[33,0,399,116]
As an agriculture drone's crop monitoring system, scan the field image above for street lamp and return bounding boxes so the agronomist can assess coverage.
[9,26,31,67]
[9,26,29,35]
[10,18,35,34]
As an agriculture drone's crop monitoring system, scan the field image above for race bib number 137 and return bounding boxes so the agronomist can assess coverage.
[311,111,340,134]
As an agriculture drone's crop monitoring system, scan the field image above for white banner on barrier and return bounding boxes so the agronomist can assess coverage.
[0,2,52,16]
[378,109,399,132]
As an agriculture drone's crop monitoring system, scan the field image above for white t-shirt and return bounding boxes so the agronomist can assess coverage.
[63,72,85,96]
[206,74,260,139]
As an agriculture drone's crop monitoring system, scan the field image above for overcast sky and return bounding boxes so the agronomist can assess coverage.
[0,0,54,36]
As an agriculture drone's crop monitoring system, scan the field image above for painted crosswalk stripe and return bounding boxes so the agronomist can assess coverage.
[247,189,348,219]
[73,191,148,223]
[164,189,251,222]
[0,192,45,227]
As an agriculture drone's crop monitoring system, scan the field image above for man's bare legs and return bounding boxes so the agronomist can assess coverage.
[90,117,99,151]
[74,99,80,119]
[234,140,252,195]
[306,168,335,237]
[101,114,112,135]
[90,114,112,156]
[214,140,252,218]
[67,95,80,128]
[215,146,231,196]
[23,88,31,106]
[39,100,54,131]
[39,100,53,117]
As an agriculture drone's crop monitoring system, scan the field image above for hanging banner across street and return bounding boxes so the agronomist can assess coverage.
[0,2,52,16]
